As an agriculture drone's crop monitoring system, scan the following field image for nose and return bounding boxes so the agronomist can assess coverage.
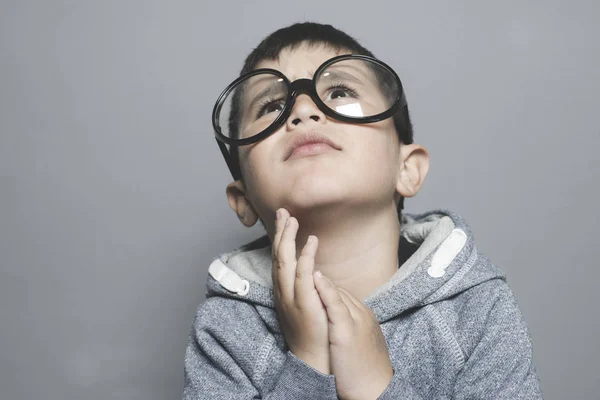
[286,93,326,129]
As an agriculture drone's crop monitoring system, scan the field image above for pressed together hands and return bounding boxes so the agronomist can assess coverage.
[272,208,394,400]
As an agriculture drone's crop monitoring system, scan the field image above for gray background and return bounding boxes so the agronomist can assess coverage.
[1,1,598,399]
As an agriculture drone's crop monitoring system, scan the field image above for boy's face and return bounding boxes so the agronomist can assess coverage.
[226,43,428,230]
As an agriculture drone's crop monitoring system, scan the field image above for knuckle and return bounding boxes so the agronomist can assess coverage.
[293,300,309,312]
[295,267,308,279]
[276,296,290,311]
[332,295,345,306]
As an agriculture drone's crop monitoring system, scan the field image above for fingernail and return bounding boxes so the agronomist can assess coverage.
[315,271,322,278]
[276,209,281,220]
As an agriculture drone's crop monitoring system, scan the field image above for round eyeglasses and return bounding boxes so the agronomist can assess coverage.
[212,54,406,181]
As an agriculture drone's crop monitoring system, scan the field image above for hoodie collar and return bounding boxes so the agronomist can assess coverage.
[206,210,505,322]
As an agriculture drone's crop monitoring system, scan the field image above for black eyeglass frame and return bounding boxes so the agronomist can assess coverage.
[212,54,407,181]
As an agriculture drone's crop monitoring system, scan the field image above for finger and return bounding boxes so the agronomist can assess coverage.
[294,235,319,305]
[313,271,352,326]
[276,215,298,301]
[338,287,378,324]
[271,208,288,296]
[337,287,364,311]
[337,288,361,321]
[271,208,289,258]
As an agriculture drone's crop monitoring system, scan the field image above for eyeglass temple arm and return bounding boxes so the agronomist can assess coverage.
[400,91,407,108]
[216,138,241,181]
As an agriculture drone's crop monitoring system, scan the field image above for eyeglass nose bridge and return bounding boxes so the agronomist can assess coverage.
[286,78,325,113]
[288,77,316,95]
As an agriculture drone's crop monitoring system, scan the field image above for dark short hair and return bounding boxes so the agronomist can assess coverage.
[229,22,413,225]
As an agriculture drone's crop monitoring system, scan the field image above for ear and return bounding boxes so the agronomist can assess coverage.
[225,180,259,227]
[396,144,430,199]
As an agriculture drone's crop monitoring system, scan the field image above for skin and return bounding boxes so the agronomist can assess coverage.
[225,42,430,399]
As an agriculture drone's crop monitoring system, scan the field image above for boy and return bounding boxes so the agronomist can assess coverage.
[183,22,543,399]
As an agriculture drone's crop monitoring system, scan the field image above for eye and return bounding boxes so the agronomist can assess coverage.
[256,98,285,119]
[330,89,349,99]
[326,83,358,101]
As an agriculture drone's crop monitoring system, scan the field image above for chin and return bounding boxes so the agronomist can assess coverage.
[288,193,343,209]
[283,179,348,210]
[291,170,343,190]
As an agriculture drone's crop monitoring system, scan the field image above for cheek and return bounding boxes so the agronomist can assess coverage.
[348,123,399,174]
[238,142,280,201]
[352,128,400,196]
[240,147,267,186]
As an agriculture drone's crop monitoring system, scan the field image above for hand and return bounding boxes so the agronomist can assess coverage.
[271,208,330,374]
[313,272,394,400]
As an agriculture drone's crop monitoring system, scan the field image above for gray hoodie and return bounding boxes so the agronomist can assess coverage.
[182,210,543,399]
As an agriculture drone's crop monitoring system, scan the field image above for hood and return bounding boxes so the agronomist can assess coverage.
[205,210,506,323]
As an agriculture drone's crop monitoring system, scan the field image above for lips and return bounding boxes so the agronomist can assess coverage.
[284,132,341,161]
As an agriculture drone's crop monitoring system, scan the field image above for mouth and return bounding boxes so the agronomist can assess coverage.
[284,132,341,161]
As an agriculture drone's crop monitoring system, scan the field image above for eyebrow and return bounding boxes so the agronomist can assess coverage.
[320,68,366,86]
[243,78,286,113]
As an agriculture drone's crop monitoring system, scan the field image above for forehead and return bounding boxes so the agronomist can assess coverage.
[255,43,350,81]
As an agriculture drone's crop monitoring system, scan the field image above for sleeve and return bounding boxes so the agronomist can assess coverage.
[450,283,544,399]
[376,281,543,400]
[182,298,339,400]
[374,369,426,399]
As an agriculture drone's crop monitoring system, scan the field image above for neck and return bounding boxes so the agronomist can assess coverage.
[270,203,401,302]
